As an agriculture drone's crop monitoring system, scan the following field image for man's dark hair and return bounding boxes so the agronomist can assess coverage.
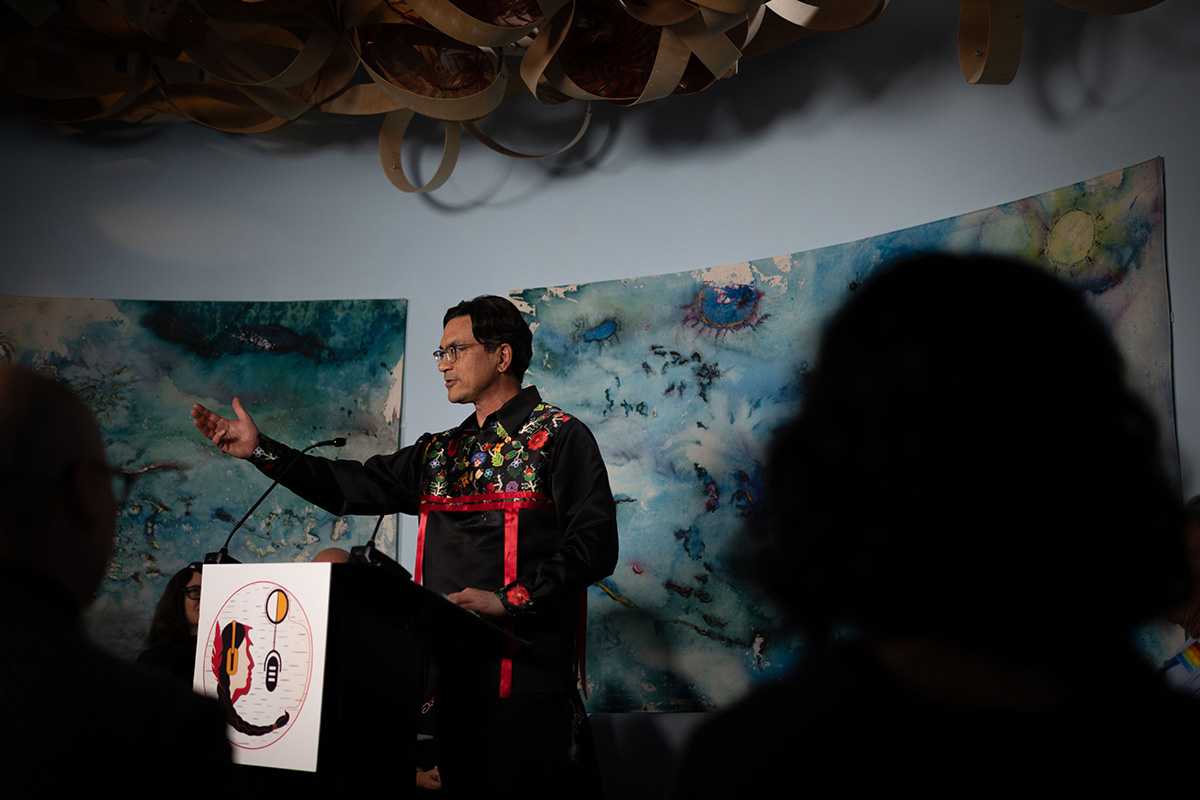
[756,253,1185,649]
[444,295,533,381]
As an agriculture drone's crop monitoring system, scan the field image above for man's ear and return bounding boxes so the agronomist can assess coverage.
[496,343,513,374]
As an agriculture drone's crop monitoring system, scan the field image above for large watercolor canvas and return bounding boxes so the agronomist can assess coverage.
[513,159,1174,711]
[0,298,407,659]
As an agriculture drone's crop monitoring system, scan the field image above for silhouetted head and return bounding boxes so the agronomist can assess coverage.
[443,295,533,381]
[0,364,115,609]
[758,254,1184,649]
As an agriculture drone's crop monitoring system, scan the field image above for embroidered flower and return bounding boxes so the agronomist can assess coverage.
[471,451,488,467]
[529,429,549,451]
[447,438,459,457]
[505,481,519,492]
[505,585,532,606]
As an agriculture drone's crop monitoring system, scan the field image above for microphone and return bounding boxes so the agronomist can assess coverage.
[205,436,347,564]
[348,517,412,579]
[345,466,411,578]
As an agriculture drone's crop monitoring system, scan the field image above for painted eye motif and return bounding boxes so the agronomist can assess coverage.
[685,283,766,334]
[574,317,620,347]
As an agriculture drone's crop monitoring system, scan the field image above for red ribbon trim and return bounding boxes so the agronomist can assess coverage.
[415,506,428,585]
[419,492,553,514]
[498,505,520,699]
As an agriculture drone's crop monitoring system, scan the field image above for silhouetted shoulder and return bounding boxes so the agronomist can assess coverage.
[0,569,231,781]
[669,644,1200,797]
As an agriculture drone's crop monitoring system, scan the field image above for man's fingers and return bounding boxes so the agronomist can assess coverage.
[447,588,503,617]
[232,396,249,420]
[192,405,218,429]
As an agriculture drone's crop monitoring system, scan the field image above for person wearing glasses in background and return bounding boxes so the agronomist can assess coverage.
[137,564,204,685]
[192,295,618,797]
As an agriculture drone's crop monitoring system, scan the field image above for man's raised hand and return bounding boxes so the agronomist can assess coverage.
[191,397,260,459]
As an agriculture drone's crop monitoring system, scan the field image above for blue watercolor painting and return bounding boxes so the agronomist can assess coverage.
[0,298,407,659]
[513,159,1174,711]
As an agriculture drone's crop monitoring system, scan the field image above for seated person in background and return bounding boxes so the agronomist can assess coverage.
[0,365,230,778]
[1161,496,1200,694]
[670,254,1196,795]
[137,564,202,684]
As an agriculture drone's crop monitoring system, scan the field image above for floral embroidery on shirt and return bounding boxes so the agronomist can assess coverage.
[418,402,573,497]
[249,435,285,470]
[497,581,535,615]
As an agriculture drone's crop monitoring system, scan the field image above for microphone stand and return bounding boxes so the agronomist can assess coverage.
[349,513,412,580]
[205,437,346,564]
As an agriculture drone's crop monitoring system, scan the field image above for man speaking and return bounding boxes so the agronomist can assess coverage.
[192,295,618,796]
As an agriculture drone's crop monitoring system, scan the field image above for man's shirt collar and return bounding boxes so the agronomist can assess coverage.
[460,385,542,435]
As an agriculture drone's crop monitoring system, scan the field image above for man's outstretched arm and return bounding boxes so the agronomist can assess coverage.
[191,396,422,517]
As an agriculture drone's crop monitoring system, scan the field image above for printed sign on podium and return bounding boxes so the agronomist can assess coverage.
[194,563,331,771]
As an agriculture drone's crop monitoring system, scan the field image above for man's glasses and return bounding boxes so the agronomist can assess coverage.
[432,343,486,364]
[183,586,202,601]
[40,463,138,506]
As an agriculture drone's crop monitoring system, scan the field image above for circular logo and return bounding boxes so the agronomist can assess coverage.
[201,581,314,750]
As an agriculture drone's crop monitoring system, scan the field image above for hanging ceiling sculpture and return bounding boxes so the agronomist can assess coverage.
[0,0,1165,192]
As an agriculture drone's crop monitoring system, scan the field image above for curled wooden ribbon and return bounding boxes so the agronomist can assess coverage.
[958,0,1022,86]
[402,0,569,47]
[763,0,888,32]
[349,22,509,122]
[0,0,1171,192]
[0,5,159,124]
[379,107,461,192]
[618,0,696,28]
